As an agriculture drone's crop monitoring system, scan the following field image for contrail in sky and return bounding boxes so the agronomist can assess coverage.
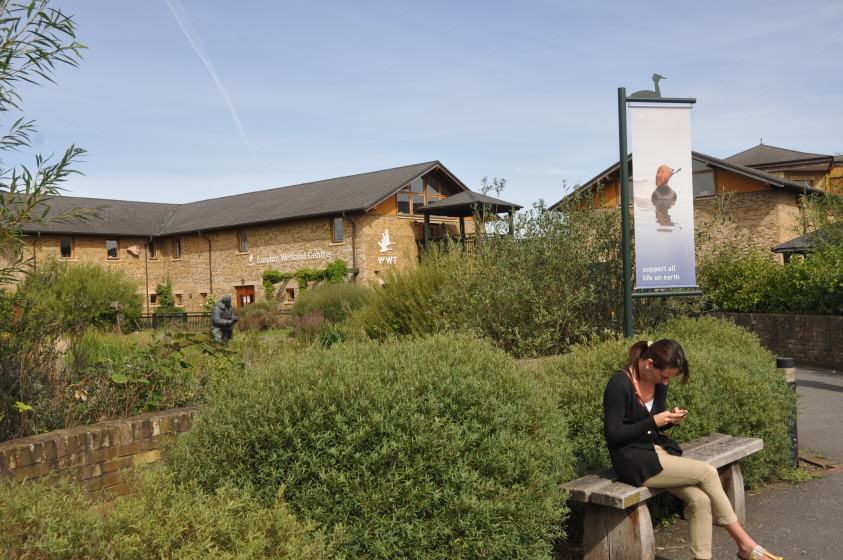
[163,0,255,155]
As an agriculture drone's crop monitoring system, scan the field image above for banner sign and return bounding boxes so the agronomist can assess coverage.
[629,105,696,288]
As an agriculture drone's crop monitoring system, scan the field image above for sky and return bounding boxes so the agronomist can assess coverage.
[11,0,843,208]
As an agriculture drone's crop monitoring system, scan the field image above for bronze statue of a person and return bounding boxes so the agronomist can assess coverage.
[211,294,238,344]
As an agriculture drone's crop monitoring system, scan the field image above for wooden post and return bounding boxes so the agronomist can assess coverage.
[719,463,746,524]
[423,213,430,250]
[583,503,655,560]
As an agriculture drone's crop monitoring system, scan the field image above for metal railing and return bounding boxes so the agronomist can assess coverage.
[135,312,211,332]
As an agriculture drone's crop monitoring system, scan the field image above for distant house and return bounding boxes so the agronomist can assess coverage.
[724,143,837,190]
[551,145,837,260]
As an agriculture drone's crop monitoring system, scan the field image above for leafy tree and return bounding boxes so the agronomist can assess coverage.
[798,191,843,249]
[0,0,90,285]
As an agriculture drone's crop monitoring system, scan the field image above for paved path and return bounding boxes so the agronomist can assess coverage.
[655,365,843,559]
[794,366,843,463]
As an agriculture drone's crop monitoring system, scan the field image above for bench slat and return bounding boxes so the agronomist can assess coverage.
[684,436,763,468]
[565,434,763,509]
[563,433,732,502]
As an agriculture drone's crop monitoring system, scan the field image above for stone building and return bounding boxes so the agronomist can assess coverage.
[16,161,520,313]
[550,146,834,260]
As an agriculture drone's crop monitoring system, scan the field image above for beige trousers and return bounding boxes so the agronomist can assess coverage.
[642,446,739,560]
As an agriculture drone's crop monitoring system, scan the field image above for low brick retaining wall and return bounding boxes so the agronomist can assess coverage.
[0,407,198,497]
[712,312,843,369]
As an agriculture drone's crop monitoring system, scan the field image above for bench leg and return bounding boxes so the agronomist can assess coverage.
[583,502,655,560]
[719,462,746,524]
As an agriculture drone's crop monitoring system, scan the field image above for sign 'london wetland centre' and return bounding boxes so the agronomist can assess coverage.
[248,249,333,266]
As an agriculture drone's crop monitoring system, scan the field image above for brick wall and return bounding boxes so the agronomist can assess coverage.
[695,189,801,261]
[0,407,197,497]
[712,312,843,368]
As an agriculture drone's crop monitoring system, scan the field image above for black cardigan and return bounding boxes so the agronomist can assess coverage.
[603,370,682,486]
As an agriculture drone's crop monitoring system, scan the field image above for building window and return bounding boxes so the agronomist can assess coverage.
[397,175,448,216]
[238,230,248,253]
[175,293,183,306]
[425,175,442,196]
[173,238,182,259]
[149,293,158,305]
[693,171,716,198]
[106,239,119,259]
[412,194,425,214]
[397,192,411,215]
[331,217,344,243]
[60,237,73,259]
[409,177,424,193]
[148,239,158,259]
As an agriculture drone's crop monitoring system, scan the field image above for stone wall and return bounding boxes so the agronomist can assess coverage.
[712,312,843,369]
[21,209,470,311]
[0,408,197,497]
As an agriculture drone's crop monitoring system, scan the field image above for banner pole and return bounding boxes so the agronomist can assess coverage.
[618,87,633,338]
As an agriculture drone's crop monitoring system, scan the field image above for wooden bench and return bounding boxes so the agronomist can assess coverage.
[562,433,763,560]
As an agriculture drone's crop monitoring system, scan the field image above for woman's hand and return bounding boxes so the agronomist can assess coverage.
[654,408,688,427]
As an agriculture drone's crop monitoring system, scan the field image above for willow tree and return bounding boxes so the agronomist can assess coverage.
[0,0,89,285]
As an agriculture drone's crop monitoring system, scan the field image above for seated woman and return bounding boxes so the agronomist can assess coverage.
[603,339,782,560]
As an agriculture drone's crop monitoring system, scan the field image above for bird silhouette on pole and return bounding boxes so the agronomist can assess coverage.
[630,73,666,98]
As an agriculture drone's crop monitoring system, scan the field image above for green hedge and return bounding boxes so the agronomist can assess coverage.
[168,334,574,560]
[0,469,336,559]
[700,245,843,315]
[529,316,796,487]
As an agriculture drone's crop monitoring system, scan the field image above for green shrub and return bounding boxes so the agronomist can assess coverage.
[529,316,795,487]
[19,259,142,331]
[350,200,684,357]
[700,244,843,315]
[348,263,453,339]
[168,334,574,560]
[0,469,337,559]
[699,248,786,313]
[62,331,234,426]
[2,259,143,439]
[292,282,373,323]
[238,301,289,331]
[324,258,349,282]
[152,278,186,325]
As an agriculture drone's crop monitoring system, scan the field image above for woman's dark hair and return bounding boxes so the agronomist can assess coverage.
[628,339,690,383]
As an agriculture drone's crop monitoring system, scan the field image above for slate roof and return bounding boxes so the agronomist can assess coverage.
[550,151,822,210]
[19,161,467,236]
[772,232,813,254]
[724,144,833,168]
[692,152,823,193]
[160,161,444,235]
[419,190,522,217]
[17,195,179,237]
[772,228,841,254]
